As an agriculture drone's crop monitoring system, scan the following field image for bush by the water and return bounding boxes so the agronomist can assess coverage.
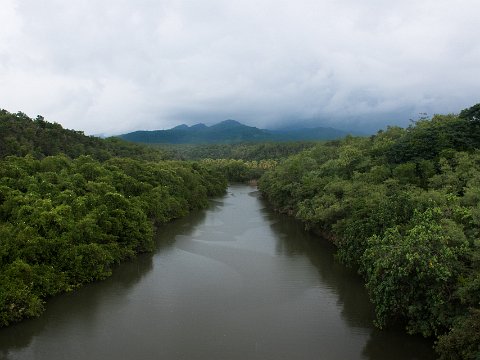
[0,154,226,326]
[259,104,480,359]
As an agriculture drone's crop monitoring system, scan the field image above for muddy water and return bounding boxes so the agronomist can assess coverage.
[0,184,434,360]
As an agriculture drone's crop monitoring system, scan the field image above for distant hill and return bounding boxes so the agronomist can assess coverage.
[0,109,169,161]
[119,120,351,144]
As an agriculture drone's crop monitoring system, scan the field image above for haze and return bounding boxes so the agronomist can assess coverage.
[1,0,479,135]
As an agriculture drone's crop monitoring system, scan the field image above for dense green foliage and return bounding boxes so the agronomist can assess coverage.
[0,110,170,161]
[155,141,318,161]
[3,104,480,358]
[436,309,480,360]
[152,141,313,182]
[259,105,480,359]
[149,142,315,182]
[120,119,349,144]
[0,155,226,326]
[0,144,226,326]
[200,159,277,182]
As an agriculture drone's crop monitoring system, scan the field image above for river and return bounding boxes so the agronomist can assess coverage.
[0,184,434,360]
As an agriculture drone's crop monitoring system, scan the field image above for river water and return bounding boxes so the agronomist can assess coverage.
[0,184,434,360]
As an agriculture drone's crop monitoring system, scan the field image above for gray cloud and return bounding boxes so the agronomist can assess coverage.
[1,0,479,134]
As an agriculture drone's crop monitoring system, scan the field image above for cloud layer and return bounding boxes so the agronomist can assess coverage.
[1,0,479,134]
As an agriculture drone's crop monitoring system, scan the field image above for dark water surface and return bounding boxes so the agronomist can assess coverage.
[0,184,435,360]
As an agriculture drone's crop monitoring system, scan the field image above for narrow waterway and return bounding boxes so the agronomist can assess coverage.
[0,184,434,360]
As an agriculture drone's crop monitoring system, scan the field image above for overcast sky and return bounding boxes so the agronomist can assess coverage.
[1,0,479,135]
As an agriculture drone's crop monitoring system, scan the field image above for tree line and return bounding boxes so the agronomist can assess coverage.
[154,142,318,161]
[258,104,480,359]
[0,109,230,326]
[4,104,479,358]
[0,110,170,161]
[0,108,287,327]
[0,154,226,326]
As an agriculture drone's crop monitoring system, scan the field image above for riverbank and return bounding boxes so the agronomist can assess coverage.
[0,155,227,327]
[0,185,434,360]
[256,111,480,359]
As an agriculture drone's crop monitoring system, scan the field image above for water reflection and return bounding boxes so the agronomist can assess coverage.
[0,204,208,359]
[264,206,375,328]
[259,194,434,359]
[0,185,435,360]
[363,329,435,360]
[0,250,155,358]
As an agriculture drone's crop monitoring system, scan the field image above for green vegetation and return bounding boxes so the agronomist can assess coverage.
[0,109,227,326]
[258,104,480,359]
[155,141,318,161]
[0,110,170,161]
[3,104,480,358]
[0,155,226,326]
[150,142,317,182]
[200,159,277,182]
[119,119,349,144]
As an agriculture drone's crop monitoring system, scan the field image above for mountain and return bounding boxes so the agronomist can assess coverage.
[119,120,351,144]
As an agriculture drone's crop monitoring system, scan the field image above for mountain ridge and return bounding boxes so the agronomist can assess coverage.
[119,120,352,144]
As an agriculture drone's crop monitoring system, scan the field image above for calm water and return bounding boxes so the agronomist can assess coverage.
[0,184,434,360]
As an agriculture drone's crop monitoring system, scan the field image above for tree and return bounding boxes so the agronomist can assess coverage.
[362,208,467,336]
[459,103,480,122]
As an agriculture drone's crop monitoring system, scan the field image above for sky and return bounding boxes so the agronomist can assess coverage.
[1,0,479,135]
